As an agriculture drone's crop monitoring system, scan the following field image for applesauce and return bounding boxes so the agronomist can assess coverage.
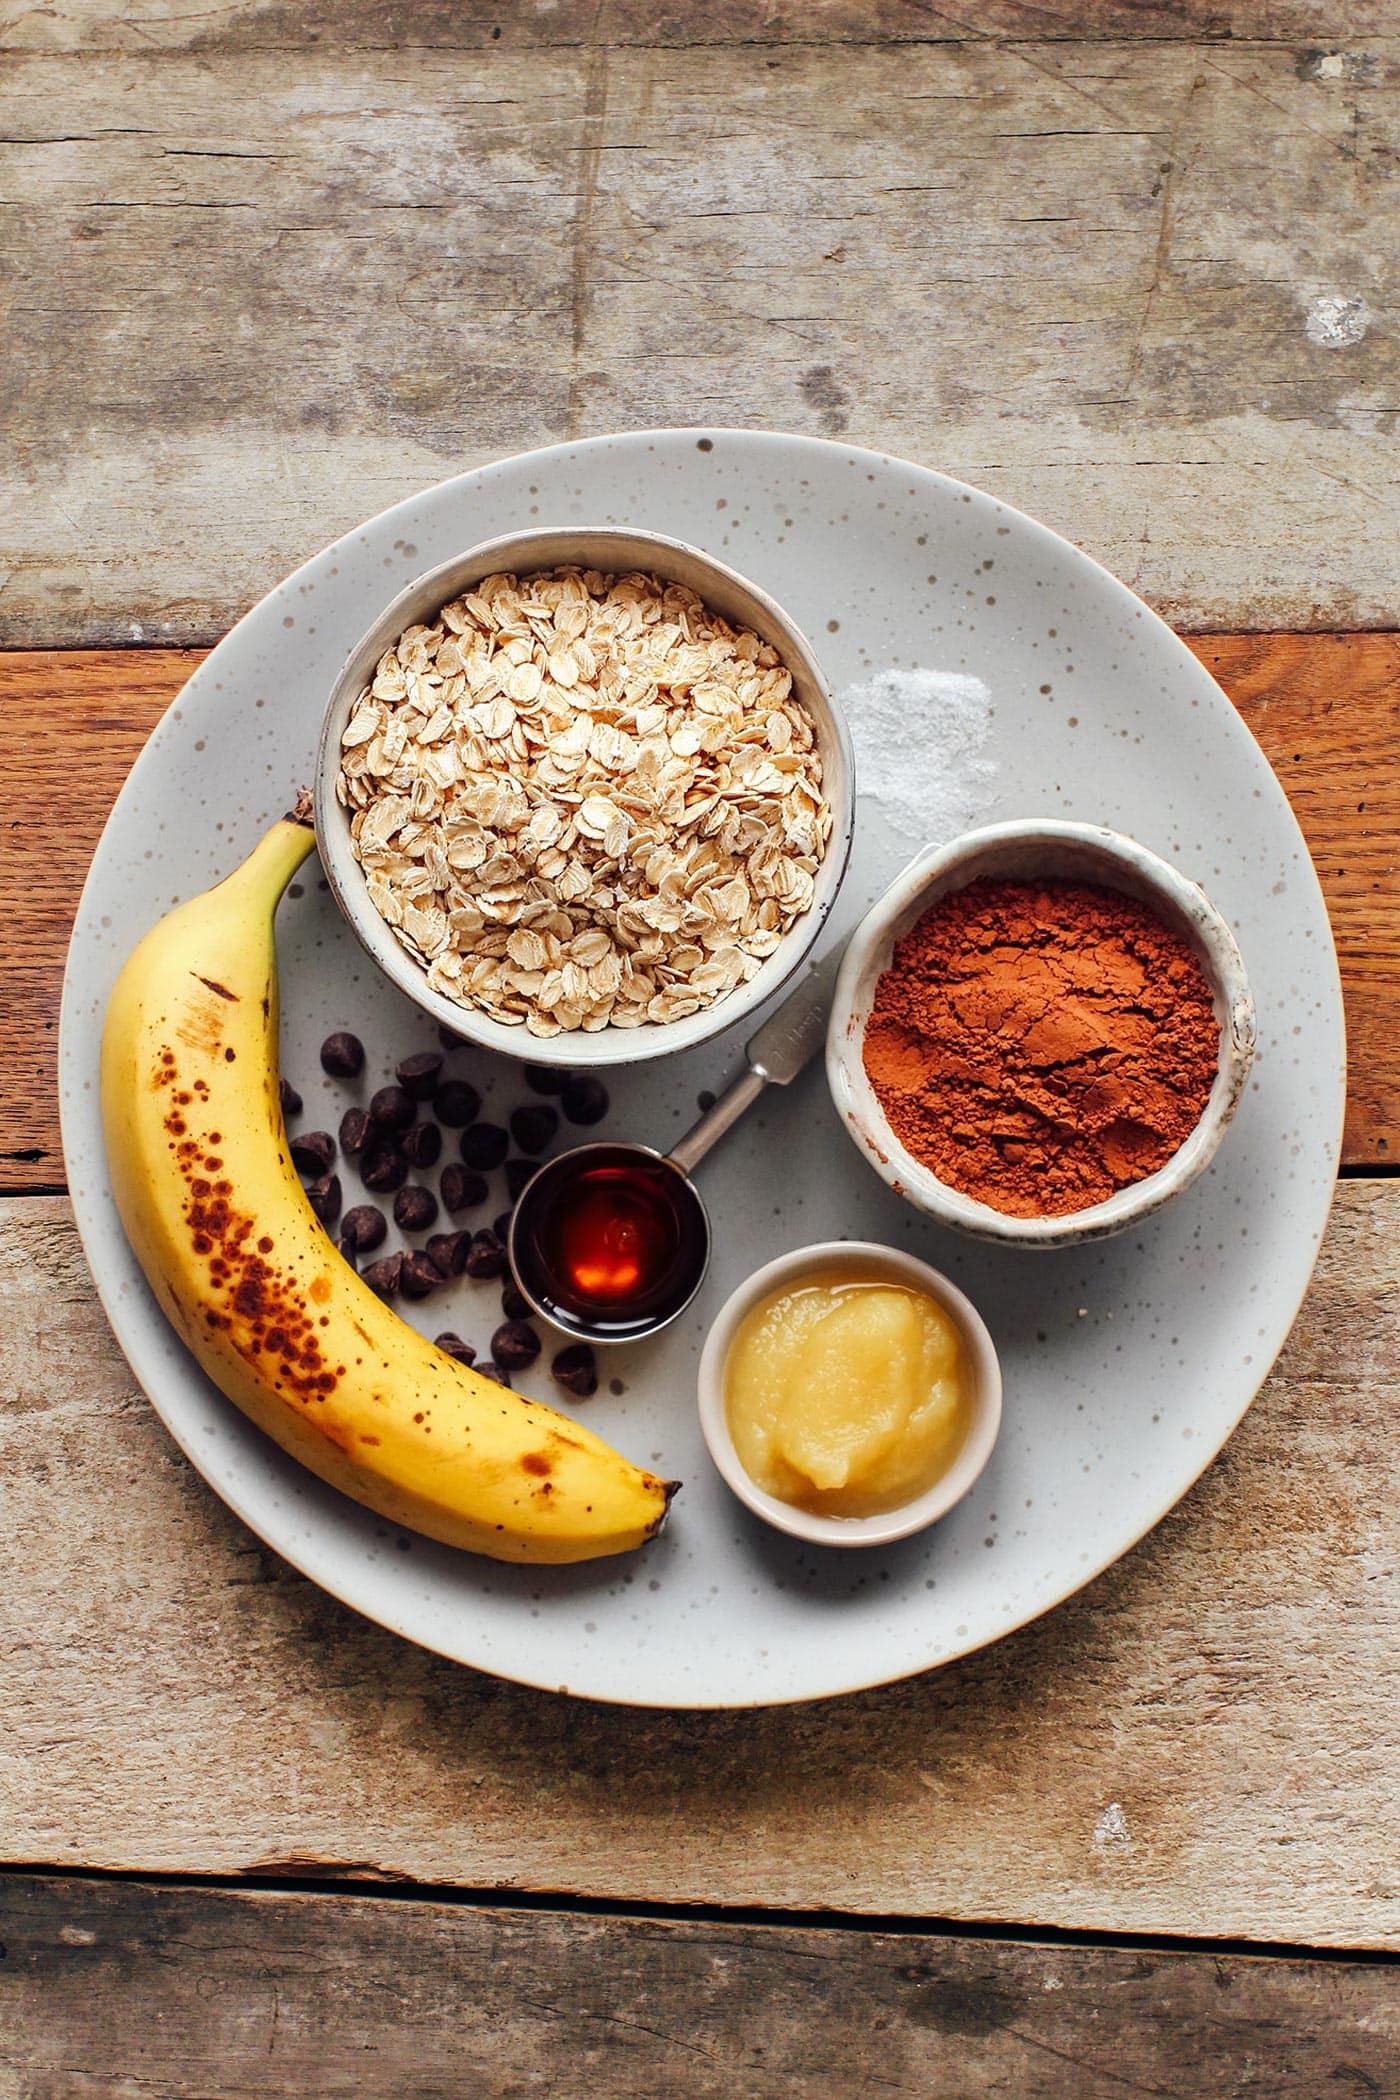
[723,1270,971,1518]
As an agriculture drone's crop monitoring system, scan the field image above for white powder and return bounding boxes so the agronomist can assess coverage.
[843,666,995,846]
[1092,1801,1134,1854]
[1304,291,1370,348]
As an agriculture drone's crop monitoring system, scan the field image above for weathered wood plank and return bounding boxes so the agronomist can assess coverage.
[2,1183,1394,1944]
[3,1873,1397,2100]
[2,24,1398,643]
[4,1,1395,52]
[1185,632,1399,1168]
[0,649,199,1182]
[2,634,1390,1187]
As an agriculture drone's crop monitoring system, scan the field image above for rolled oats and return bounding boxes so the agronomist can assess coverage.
[338,566,833,1034]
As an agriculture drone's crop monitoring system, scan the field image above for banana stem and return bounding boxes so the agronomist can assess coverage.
[214,815,320,913]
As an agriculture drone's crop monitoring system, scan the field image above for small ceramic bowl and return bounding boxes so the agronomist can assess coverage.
[697,1240,1002,1548]
[314,526,855,1068]
[826,819,1257,1247]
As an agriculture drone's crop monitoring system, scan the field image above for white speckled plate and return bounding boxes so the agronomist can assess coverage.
[60,430,1345,1708]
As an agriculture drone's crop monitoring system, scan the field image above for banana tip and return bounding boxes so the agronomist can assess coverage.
[648,1479,683,1538]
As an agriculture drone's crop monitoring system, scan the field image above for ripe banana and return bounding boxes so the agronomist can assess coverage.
[100,806,676,1562]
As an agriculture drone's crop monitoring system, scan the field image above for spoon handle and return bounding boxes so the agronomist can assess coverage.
[746,946,842,1084]
[666,1067,767,1177]
[665,952,838,1178]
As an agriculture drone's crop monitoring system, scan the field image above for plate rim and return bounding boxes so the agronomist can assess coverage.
[58,423,1348,1708]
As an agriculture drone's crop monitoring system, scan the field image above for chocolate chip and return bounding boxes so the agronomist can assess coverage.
[440,1162,489,1214]
[510,1104,558,1155]
[339,1106,371,1158]
[437,1021,467,1050]
[279,1077,303,1119]
[551,1343,599,1399]
[394,1183,439,1234]
[561,1074,609,1126]
[396,1050,444,1100]
[400,1251,440,1301]
[402,1120,442,1169]
[492,1211,514,1243]
[426,1230,471,1279]
[463,1229,508,1280]
[501,1281,532,1321]
[433,1079,481,1128]
[459,1122,508,1171]
[504,1156,538,1202]
[362,1252,403,1299]
[523,1062,564,1096]
[341,1204,387,1254]
[476,1358,511,1388]
[369,1084,416,1134]
[492,1319,541,1370]
[320,1031,364,1079]
[360,1142,408,1193]
[434,1331,477,1365]
[305,1172,342,1225]
[336,1232,359,1270]
[289,1129,335,1176]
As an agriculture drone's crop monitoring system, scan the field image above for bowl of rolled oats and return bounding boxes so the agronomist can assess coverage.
[315,528,855,1064]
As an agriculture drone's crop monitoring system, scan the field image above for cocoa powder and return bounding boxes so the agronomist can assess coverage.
[863,878,1220,1217]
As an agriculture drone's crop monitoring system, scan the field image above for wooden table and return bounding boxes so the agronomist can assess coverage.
[3,4,1397,2090]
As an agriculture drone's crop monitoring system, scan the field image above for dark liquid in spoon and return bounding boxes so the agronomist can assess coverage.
[513,1148,708,1340]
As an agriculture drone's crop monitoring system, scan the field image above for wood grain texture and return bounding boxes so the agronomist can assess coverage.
[0,650,199,1181]
[2,1182,1395,1945]
[2,15,1399,644]
[1184,632,1400,1167]
[2,634,1391,1187]
[4,1875,1398,2100]
[7,3,1398,54]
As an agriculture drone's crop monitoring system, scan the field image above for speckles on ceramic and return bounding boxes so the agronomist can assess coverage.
[58,429,1345,1708]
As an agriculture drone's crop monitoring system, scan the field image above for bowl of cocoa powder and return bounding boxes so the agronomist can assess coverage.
[826,820,1256,1245]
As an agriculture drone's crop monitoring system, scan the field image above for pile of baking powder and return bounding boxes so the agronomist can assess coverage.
[843,667,995,844]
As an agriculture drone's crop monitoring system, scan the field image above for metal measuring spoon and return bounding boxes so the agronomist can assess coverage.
[508,955,838,1344]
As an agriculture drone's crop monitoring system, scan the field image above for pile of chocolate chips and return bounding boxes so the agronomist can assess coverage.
[281,1025,607,1400]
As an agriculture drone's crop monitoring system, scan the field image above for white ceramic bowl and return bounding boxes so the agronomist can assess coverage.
[827,819,1257,1247]
[314,526,854,1067]
[697,1241,1003,1549]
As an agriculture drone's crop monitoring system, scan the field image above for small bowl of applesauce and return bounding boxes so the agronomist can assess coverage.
[697,1242,1002,1547]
